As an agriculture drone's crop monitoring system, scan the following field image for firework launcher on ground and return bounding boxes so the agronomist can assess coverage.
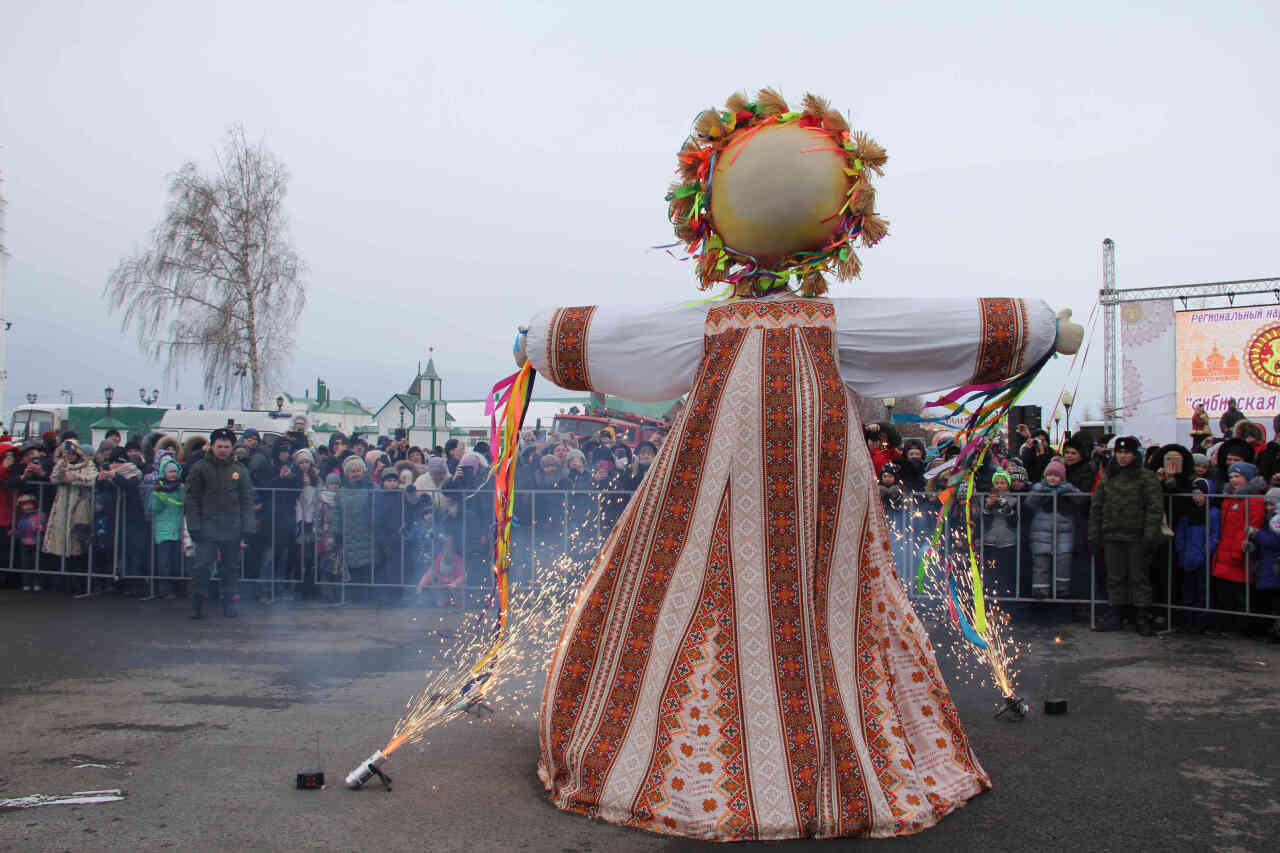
[345,750,392,791]
[994,695,1029,721]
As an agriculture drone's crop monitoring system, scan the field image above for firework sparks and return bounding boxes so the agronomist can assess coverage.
[382,539,595,756]
[888,506,1026,702]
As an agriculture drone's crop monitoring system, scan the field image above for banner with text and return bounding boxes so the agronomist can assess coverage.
[1175,306,1280,419]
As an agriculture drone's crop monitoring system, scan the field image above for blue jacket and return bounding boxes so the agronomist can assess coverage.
[1174,508,1219,573]
[1027,482,1082,555]
[1250,514,1280,591]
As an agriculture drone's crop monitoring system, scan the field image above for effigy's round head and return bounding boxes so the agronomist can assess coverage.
[667,89,889,298]
[708,123,851,262]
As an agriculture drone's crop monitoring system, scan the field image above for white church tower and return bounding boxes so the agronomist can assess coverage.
[408,355,449,450]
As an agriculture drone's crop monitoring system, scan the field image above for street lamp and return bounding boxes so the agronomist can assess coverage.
[139,387,159,405]
[104,386,115,417]
[883,397,896,423]
[61,389,74,404]
[25,393,36,404]
[1061,390,1075,438]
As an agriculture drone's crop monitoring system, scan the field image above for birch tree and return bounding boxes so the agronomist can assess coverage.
[106,125,306,408]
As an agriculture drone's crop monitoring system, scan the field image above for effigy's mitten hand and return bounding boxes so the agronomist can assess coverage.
[514,326,529,367]
[1055,309,1084,355]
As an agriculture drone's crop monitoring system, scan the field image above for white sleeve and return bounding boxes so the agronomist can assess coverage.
[831,297,1058,397]
[526,302,706,401]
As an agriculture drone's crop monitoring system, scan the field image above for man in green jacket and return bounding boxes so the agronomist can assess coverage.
[184,428,255,618]
[1088,435,1164,634]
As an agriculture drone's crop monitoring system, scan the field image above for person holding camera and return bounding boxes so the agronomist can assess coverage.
[184,428,255,618]
[1016,423,1054,483]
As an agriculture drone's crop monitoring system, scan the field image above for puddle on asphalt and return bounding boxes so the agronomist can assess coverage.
[161,694,295,710]
[55,722,229,733]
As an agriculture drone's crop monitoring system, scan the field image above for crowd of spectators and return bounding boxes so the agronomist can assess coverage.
[0,415,663,611]
[3,401,1278,641]
[869,401,1280,642]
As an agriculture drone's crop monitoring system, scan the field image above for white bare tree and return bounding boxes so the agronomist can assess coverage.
[106,125,306,408]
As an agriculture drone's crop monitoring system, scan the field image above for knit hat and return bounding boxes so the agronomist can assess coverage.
[566,448,587,468]
[364,449,384,467]
[380,468,400,483]
[325,472,342,487]
[343,455,367,476]
[1192,478,1211,494]
[242,427,260,439]
[460,451,486,471]
[1192,453,1209,468]
[1229,461,1258,480]
[16,493,36,507]
[426,456,448,475]
[159,456,182,478]
[1005,459,1029,484]
[1266,487,1280,507]
[880,462,900,478]
[293,447,314,465]
[992,470,1012,487]
[1043,459,1067,480]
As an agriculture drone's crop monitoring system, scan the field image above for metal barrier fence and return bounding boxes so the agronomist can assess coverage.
[0,481,630,605]
[3,481,1278,629]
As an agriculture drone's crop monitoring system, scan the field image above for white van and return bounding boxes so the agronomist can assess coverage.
[151,408,309,443]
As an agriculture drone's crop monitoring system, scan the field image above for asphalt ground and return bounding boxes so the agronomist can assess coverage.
[0,590,1277,853]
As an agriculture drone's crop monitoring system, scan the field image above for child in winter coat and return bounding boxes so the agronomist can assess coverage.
[1173,478,1219,633]
[1212,461,1267,633]
[149,457,185,599]
[416,531,465,608]
[981,470,1020,597]
[15,493,46,591]
[404,502,436,593]
[314,472,345,602]
[879,463,905,514]
[879,464,909,574]
[1027,459,1083,599]
[1245,486,1280,643]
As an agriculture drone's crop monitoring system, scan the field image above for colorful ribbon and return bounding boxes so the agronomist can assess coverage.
[468,362,536,678]
[914,346,1055,646]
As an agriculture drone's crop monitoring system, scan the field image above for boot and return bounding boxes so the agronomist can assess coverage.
[190,594,204,620]
[223,591,238,618]
[1135,606,1154,637]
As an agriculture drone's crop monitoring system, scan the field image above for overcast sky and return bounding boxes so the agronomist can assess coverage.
[3,0,1277,423]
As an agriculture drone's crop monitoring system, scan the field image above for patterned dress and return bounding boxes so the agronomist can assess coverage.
[526,296,1055,840]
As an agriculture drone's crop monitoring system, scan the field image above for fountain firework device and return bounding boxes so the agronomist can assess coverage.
[345,750,391,791]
